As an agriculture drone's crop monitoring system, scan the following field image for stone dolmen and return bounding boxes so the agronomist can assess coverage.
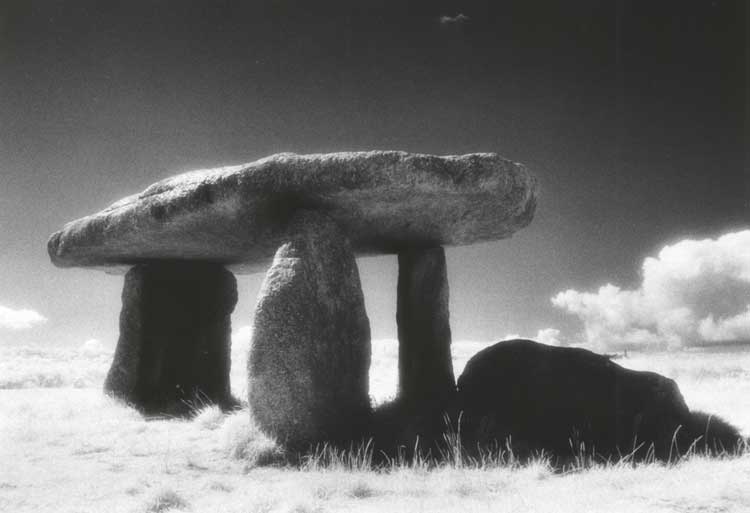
[47,150,743,461]
[47,151,536,433]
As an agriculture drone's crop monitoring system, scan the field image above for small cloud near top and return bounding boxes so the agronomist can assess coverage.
[0,305,47,330]
[439,13,470,25]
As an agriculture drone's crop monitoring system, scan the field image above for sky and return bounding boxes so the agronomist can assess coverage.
[0,0,747,351]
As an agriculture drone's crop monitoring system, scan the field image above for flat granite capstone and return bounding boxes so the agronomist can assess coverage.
[48,151,537,274]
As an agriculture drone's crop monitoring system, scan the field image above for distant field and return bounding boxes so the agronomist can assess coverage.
[1,341,749,512]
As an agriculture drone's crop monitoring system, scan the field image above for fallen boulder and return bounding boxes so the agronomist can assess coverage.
[456,339,744,461]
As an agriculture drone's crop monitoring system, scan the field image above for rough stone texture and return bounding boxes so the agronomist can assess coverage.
[248,211,372,449]
[47,151,537,273]
[104,262,237,415]
[456,339,704,461]
[397,247,455,403]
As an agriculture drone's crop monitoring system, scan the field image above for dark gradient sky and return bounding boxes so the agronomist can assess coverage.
[0,0,747,347]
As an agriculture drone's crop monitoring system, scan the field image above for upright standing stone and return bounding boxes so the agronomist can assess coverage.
[397,247,455,404]
[249,212,372,449]
[104,262,238,415]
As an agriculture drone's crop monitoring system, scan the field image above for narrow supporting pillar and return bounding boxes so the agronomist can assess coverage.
[249,211,372,449]
[397,247,455,404]
[104,262,238,415]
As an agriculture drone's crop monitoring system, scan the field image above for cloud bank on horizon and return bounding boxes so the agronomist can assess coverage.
[0,305,47,331]
[552,230,750,351]
[5,230,749,354]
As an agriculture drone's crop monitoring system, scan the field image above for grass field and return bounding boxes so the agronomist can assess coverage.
[1,340,749,512]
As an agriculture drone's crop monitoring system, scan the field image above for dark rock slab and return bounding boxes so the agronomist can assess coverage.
[47,151,537,274]
[248,211,371,449]
[104,262,238,415]
[456,339,743,461]
[397,247,455,403]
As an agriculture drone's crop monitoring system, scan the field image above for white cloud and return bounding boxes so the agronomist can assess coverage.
[552,230,750,351]
[699,307,750,342]
[535,328,563,346]
[439,13,469,25]
[499,329,563,346]
[0,305,47,330]
[78,338,109,356]
[231,325,253,362]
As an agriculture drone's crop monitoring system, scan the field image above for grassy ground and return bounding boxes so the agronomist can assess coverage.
[1,344,749,512]
[2,389,749,513]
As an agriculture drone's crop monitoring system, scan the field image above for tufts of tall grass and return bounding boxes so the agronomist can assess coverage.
[291,417,748,476]
[220,410,285,468]
[143,488,189,512]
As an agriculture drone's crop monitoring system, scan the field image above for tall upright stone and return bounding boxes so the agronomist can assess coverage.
[397,247,455,404]
[249,212,372,449]
[104,262,238,415]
